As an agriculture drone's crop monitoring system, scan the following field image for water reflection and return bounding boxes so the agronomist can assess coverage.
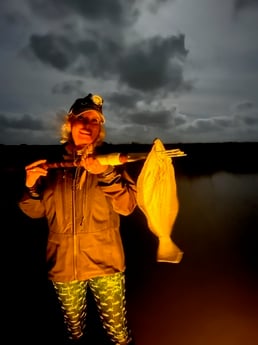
[129,172,258,345]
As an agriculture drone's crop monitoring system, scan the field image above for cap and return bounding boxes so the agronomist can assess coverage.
[68,93,105,123]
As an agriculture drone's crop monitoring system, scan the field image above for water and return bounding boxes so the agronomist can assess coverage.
[127,172,258,345]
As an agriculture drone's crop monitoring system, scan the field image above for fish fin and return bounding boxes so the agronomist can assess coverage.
[157,236,183,264]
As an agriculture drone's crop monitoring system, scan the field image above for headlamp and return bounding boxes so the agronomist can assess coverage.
[68,93,105,123]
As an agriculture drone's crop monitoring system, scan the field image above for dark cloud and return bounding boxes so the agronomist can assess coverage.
[129,109,173,129]
[27,30,190,94]
[27,0,139,25]
[152,0,173,5]
[1,7,29,27]
[0,113,51,145]
[174,114,187,126]
[18,0,190,99]
[179,104,258,141]
[118,34,190,92]
[0,113,45,131]
[52,80,84,95]
[186,118,221,134]
[26,33,114,75]
[233,100,258,126]
[30,34,76,70]
[76,37,122,78]
[234,0,258,12]
[104,91,180,131]
[241,115,258,126]
[4,1,257,144]
[213,117,233,128]
[107,92,142,109]
[234,100,254,111]
[0,129,59,145]
[0,110,65,145]
[148,0,175,14]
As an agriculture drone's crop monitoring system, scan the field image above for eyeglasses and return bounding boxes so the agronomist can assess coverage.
[69,93,104,116]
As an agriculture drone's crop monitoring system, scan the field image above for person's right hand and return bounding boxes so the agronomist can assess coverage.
[25,159,48,188]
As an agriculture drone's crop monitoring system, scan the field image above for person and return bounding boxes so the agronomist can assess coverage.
[18,93,137,345]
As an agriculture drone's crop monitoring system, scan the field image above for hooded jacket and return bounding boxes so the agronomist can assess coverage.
[18,149,137,283]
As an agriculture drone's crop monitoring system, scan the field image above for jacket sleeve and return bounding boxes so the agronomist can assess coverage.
[97,167,137,216]
[18,189,46,219]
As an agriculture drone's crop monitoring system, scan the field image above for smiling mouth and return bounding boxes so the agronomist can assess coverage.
[79,129,92,136]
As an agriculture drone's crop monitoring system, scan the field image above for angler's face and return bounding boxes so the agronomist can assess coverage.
[71,110,101,146]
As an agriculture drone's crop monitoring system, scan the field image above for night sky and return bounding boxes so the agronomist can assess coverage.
[1,0,258,145]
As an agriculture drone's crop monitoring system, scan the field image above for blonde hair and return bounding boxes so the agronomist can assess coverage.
[60,113,106,147]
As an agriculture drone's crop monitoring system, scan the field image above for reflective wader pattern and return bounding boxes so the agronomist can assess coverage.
[52,272,132,344]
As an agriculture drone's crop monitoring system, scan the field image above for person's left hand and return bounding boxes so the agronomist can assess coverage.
[81,155,109,174]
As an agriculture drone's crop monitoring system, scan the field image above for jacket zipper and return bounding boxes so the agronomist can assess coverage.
[72,168,79,279]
